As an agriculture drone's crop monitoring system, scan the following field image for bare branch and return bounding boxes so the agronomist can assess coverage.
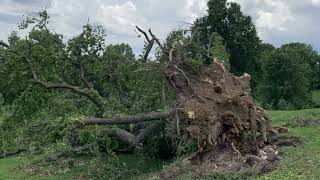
[148,29,164,50]
[136,26,151,43]
[142,39,154,62]
[169,48,175,63]
[103,121,163,147]
[104,128,136,145]
[0,41,9,48]
[136,26,155,62]
[0,148,27,159]
[32,78,101,106]
[81,111,171,125]
[136,121,162,143]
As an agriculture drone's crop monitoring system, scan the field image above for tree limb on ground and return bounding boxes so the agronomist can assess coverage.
[81,111,171,125]
[0,148,27,159]
[103,121,163,148]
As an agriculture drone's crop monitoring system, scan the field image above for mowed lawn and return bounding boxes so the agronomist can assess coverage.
[261,108,320,179]
[1,91,320,179]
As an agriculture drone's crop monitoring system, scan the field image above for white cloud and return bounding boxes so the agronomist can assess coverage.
[1,0,320,52]
[41,0,208,54]
[257,2,294,30]
[311,0,320,5]
[229,0,320,48]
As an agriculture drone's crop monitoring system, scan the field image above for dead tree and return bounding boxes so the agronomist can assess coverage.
[132,27,272,155]
[0,26,274,163]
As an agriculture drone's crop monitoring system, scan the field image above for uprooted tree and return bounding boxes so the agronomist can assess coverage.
[0,11,284,174]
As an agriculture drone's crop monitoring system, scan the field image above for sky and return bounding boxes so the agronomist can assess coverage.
[0,0,320,54]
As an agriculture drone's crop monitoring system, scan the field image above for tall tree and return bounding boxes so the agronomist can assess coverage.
[193,0,261,78]
[260,43,314,109]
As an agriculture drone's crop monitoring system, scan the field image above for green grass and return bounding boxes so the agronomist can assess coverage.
[0,156,86,180]
[0,154,168,180]
[0,156,29,180]
[268,108,320,126]
[261,109,320,179]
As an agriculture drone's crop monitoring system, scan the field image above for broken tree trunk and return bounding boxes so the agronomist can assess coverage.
[164,48,272,155]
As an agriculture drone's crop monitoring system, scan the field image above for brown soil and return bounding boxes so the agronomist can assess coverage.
[165,49,271,156]
[158,48,300,179]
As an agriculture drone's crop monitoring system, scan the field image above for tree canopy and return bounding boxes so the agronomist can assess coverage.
[0,2,320,178]
[259,43,317,109]
[193,0,261,76]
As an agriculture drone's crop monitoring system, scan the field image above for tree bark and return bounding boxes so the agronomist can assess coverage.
[0,148,26,159]
[82,111,171,125]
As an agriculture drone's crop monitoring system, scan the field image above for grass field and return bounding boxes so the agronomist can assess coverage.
[1,92,320,179]
[261,109,320,179]
[0,154,168,180]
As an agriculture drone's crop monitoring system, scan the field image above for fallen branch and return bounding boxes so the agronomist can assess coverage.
[0,148,27,159]
[103,121,163,148]
[82,111,171,125]
[104,128,136,145]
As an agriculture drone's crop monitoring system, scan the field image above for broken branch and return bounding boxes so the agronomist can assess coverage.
[82,111,171,125]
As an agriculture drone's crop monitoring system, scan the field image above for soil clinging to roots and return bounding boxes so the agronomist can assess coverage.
[162,48,288,176]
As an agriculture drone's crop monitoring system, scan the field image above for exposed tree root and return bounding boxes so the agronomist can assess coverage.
[164,48,273,158]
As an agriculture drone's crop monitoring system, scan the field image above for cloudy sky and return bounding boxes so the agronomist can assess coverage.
[0,0,320,54]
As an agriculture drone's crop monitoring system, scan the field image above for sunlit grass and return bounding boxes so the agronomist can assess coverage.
[261,109,320,179]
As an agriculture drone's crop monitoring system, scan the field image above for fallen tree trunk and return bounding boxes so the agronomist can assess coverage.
[102,121,163,147]
[70,112,168,148]
[81,111,171,125]
[0,148,27,159]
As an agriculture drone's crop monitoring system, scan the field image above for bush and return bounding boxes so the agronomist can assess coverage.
[277,98,295,110]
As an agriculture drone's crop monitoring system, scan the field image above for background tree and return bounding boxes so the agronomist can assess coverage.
[193,0,261,78]
[260,43,315,109]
